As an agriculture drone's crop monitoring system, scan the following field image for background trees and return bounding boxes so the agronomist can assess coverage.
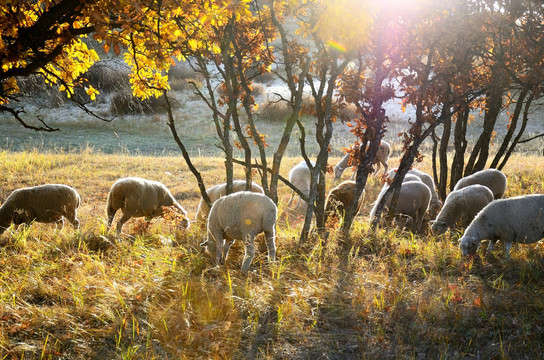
[1,0,543,238]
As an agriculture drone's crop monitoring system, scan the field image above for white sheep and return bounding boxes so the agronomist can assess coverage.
[286,160,316,209]
[0,184,81,234]
[459,194,544,258]
[202,191,277,272]
[454,168,507,199]
[387,168,443,218]
[324,180,364,221]
[195,180,264,224]
[431,184,494,235]
[334,140,391,180]
[106,177,189,233]
[370,180,431,232]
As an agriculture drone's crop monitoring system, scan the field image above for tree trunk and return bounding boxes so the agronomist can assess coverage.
[450,106,469,191]
[437,112,452,200]
[491,88,528,168]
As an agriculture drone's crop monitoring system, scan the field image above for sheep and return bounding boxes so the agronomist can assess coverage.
[431,184,494,235]
[324,180,364,222]
[459,194,544,258]
[106,177,189,233]
[370,180,431,232]
[287,160,316,209]
[454,168,507,199]
[334,140,391,180]
[0,184,81,234]
[387,168,443,218]
[195,180,264,224]
[201,191,277,272]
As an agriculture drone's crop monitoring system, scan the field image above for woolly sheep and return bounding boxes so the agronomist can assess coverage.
[0,184,81,234]
[387,168,443,218]
[287,160,316,209]
[195,180,264,224]
[431,184,494,235]
[334,140,391,180]
[202,191,277,272]
[106,177,189,233]
[454,168,507,199]
[370,180,431,232]
[325,180,364,221]
[459,194,544,258]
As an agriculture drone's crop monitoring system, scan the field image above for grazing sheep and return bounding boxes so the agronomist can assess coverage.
[387,168,443,218]
[287,160,316,209]
[325,180,364,221]
[195,180,264,224]
[334,140,391,180]
[202,191,277,272]
[454,168,507,199]
[106,177,189,233]
[370,180,431,232]
[431,184,494,235]
[0,184,81,234]
[459,194,544,258]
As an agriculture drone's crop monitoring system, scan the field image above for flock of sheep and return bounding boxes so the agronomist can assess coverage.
[1,139,543,271]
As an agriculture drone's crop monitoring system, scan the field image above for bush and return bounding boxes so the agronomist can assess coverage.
[258,100,293,123]
[109,92,174,115]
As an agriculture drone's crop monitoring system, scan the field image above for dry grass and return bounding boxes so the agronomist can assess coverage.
[1,150,544,359]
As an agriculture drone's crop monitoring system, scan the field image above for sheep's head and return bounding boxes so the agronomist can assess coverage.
[333,164,344,180]
[431,220,448,235]
[459,235,480,256]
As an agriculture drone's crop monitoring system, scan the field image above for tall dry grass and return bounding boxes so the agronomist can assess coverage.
[0,150,543,359]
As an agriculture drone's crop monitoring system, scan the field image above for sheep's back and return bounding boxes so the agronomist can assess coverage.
[454,169,507,199]
[209,192,276,240]
[469,195,544,243]
[387,181,431,216]
[9,184,80,221]
[111,178,167,216]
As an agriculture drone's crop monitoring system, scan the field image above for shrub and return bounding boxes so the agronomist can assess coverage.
[258,100,293,123]
[109,92,174,115]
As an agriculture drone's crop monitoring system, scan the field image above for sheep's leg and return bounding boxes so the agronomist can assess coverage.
[382,162,388,176]
[486,239,497,254]
[107,208,117,229]
[55,218,65,231]
[222,237,235,265]
[116,213,132,233]
[287,190,296,207]
[373,162,381,176]
[241,234,256,272]
[504,241,512,259]
[207,229,224,265]
[264,229,276,262]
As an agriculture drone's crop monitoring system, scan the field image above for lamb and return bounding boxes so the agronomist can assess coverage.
[0,184,81,234]
[431,184,494,235]
[334,140,391,180]
[287,160,316,209]
[387,168,443,218]
[370,180,431,232]
[324,180,364,221]
[201,191,277,272]
[454,168,507,199]
[195,180,264,224]
[459,194,544,258]
[106,177,189,233]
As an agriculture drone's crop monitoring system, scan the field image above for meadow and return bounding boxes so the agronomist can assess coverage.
[0,149,543,359]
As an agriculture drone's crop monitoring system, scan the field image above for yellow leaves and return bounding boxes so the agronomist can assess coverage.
[313,0,373,54]
[86,86,99,101]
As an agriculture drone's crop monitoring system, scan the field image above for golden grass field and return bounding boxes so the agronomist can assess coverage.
[1,149,544,359]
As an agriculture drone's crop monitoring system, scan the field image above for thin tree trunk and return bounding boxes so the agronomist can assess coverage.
[450,106,469,191]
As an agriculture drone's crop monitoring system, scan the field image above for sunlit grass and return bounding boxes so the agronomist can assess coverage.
[0,151,543,358]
